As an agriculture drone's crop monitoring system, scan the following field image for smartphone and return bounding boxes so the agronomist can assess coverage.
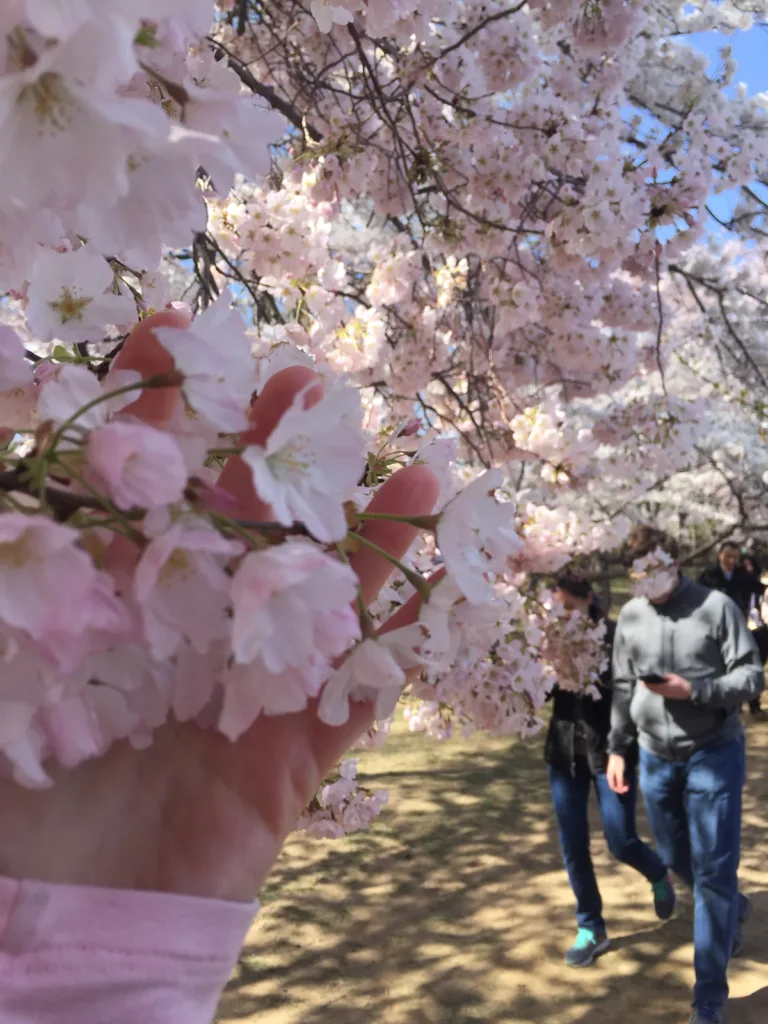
[642,673,666,685]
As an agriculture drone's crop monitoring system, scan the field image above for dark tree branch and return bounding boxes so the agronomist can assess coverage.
[207,36,323,142]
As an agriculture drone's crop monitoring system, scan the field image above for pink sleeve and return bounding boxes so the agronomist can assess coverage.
[0,876,258,1024]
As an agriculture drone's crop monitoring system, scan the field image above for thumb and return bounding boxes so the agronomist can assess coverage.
[110,309,188,427]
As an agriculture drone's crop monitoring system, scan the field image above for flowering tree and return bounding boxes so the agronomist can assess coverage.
[0,1,766,833]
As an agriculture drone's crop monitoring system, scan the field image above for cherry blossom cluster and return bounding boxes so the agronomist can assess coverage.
[0,0,766,805]
[529,590,608,701]
[403,578,609,740]
[0,288,531,787]
[0,2,285,298]
[629,547,679,600]
[200,0,768,553]
[297,758,388,840]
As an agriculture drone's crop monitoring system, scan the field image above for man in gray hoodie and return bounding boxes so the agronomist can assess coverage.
[607,526,763,1024]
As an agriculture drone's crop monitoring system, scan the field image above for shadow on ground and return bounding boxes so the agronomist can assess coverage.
[217,720,768,1024]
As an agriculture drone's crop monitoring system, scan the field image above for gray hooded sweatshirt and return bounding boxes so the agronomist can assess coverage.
[608,576,763,762]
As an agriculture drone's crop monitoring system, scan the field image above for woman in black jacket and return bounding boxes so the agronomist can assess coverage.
[545,573,674,967]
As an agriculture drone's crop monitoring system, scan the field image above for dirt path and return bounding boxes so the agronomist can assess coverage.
[217,718,768,1024]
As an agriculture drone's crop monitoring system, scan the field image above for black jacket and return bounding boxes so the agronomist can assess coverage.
[698,565,761,621]
[545,615,636,776]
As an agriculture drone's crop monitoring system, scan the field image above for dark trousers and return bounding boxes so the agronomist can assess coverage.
[549,761,666,934]
[639,737,745,1010]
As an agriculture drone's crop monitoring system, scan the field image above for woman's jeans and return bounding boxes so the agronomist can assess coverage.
[549,761,666,935]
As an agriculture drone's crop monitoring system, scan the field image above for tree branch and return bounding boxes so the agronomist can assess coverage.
[207,36,323,143]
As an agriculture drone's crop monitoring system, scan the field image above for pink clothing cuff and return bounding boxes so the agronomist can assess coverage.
[0,876,258,1023]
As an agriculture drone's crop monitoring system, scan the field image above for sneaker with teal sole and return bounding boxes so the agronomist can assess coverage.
[564,927,611,967]
[652,873,676,920]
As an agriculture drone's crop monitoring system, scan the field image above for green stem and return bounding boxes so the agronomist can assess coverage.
[207,446,245,457]
[352,531,432,601]
[53,459,144,544]
[358,511,439,532]
[209,511,264,550]
[336,542,374,635]
[48,372,179,454]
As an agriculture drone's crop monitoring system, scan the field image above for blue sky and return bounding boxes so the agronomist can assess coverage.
[689,25,768,229]
[690,25,768,96]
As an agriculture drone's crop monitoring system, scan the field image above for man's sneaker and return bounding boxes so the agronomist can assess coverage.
[652,874,676,920]
[564,928,611,967]
[732,893,751,958]
[689,1004,725,1023]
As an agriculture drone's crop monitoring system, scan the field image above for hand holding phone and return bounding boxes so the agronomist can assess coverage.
[640,672,692,700]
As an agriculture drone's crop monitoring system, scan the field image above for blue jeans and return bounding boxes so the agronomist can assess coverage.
[549,762,666,934]
[639,737,745,1010]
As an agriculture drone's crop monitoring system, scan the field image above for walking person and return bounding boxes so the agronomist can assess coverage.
[698,541,760,620]
[698,542,765,714]
[545,572,675,968]
[607,526,763,1024]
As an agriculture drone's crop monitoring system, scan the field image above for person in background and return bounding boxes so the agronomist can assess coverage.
[699,542,765,715]
[608,526,763,1024]
[698,541,761,620]
[545,572,675,969]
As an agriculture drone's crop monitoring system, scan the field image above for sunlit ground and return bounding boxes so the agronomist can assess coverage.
[217,715,768,1024]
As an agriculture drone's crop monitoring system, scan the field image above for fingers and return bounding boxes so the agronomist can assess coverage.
[349,464,440,606]
[307,476,441,765]
[110,309,188,427]
[216,366,324,519]
[378,567,445,636]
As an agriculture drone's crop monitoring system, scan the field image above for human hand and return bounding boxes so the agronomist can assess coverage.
[606,753,629,794]
[642,673,692,701]
[0,312,440,904]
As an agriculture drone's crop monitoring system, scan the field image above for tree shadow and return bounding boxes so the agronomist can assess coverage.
[217,723,768,1024]
[730,984,768,1024]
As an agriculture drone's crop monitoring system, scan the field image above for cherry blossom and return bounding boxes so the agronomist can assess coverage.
[319,639,406,728]
[36,364,141,432]
[242,385,366,543]
[0,18,166,210]
[152,297,257,433]
[133,520,243,660]
[0,325,34,429]
[86,421,188,511]
[231,538,360,666]
[0,514,128,648]
[297,757,388,839]
[437,470,522,604]
[310,0,358,34]
[26,247,134,345]
[629,547,680,600]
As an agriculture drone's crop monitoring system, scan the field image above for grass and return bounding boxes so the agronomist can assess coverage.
[217,716,768,1024]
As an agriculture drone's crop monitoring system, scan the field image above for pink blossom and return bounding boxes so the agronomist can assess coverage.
[230,538,360,669]
[218,660,326,741]
[437,470,522,604]
[87,421,188,511]
[218,540,361,738]
[310,0,358,33]
[26,247,134,344]
[37,364,141,432]
[630,547,679,600]
[134,520,243,659]
[0,324,34,429]
[0,514,129,650]
[0,19,166,210]
[318,639,405,727]
[242,385,366,543]
[152,297,257,433]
